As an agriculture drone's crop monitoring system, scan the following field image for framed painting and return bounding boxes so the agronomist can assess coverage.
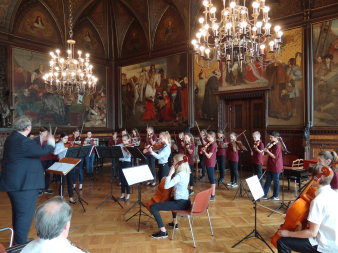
[12,47,107,127]
[313,19,338,126]
[120,53,188,129]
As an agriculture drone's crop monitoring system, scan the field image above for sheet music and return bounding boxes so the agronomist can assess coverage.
[47,162,75,176]
[122,165,154,185]
[246,175,264,201]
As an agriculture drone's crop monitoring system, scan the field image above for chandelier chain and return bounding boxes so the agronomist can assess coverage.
[68,0,73,40]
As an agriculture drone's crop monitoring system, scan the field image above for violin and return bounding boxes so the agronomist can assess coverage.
[151,141,166,151]
[271,166,332,248]
[265,141,277,151]
[200,142,212,155]
[146,156,188,211]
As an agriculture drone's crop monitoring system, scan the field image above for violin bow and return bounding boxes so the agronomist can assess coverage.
[278,136,290,154]
[195,120,203,139]
[79,122,85,138]
[242,131,253,153]
[53,126,58,136]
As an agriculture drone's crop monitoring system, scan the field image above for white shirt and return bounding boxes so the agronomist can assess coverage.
[54,142,68,160]
[164,171,190,200]
[308,185,338,253]
[21,237,86,253]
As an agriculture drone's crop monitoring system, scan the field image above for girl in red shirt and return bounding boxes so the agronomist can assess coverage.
[226,132,240,187]
[262,131,283,200]
[216,130,227,183]
[202,131,217,200]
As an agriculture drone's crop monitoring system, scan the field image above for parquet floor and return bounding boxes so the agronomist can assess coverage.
[0,166,300,253]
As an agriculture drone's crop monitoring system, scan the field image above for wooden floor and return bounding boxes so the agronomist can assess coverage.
[0,167,301,253]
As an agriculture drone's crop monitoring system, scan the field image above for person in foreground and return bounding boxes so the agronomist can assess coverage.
[150,153,191,239]
[21,196,86,253]
[277,164,338,253]
[0,116,55,245]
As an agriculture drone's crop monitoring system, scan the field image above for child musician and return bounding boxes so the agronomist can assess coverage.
[184,133,195,195]
[108,131,121,179]
[251,131,264,185]
[117,135,132,202]
[53,133,76,204]
[143,126,158,186]
[149,131,172,182]
[226,132,240,188]
[68,128,84,190]
[131,128,141,146]
[262,131,283,200]
[177,132,185,154]
[150,153,191,239]
[317,150,338,191]
[202,131,217,200]
[83,131,96,179]
[198,129,208,180]
[216,130,227,184]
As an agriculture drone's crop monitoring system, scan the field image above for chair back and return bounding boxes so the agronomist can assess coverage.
[191,188,212,215]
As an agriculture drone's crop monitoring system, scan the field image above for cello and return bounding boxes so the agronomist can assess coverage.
[146,156,188,211]
[271,165,332,248]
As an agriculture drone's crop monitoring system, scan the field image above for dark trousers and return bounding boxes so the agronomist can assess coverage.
[206,166,216,184]
[59,173,74,198]
[277,237,319,253]
[217,155,225,179]
[189,164,194,187]
[119,161,131,194]
[150,199,190,228]
[158,163,169,182]
[41,160,55,190]
[7,190,39,244]
[263,171,280,198]
[252,163,263,185]
[229,160,239,184]
[199,154,206,176]
[146,154,156,182]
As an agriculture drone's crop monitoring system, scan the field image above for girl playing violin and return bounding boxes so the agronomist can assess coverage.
[143,126,158,186]
[277,164,338,253]
[198,129,208,180]
[251,131,264,185]
[226,132,240,188]
[202,131,217,200]
[131,128,141,146]
[83,131,96,179]
[184,133,195,195]
[262,131,283,200]
[108,131,121,179]
[117,135,132,202]
[53,133,76,204]
[68,129,84,190]
[317,150,338,191]
[216,130,227,184]
[149,153,191,239]
[149,131,172,182]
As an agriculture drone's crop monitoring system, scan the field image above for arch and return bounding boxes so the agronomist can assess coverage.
[121,20,148,57]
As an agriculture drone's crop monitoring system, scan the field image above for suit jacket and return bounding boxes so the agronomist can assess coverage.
[0,131,54,192]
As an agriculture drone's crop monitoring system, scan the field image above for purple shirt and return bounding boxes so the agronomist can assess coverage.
[251,141,264,165]
[226,142,239,162]
[267,143,283,173]
[330,171,338,190]
[205,142,217,167]
[216,139,227,156]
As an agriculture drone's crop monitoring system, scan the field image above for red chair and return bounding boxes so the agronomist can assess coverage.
[171,188,214,248]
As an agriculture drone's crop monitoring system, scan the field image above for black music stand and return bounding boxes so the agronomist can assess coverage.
[124,146,153,232]
[96,146,124,209]
[66,146,92,212]
[233,150,251,200]
[232,175,274,253]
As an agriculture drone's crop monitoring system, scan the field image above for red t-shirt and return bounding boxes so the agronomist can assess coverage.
[198,137,208,153]
[204,142,217,167]
[185,143,195,165]
[267,143,283,173]
[34,137,56,161]
[226,142,239,162]
[330,171,338,189]
[108,137,121,146]
[177,139,185,154]
[251,141,264,165]
[216,139,227,156]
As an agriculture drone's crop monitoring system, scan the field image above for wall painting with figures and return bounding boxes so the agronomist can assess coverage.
[313,19,338,126]
[120,53,188,128]
[215,27,304,126]
[12,47,107,127]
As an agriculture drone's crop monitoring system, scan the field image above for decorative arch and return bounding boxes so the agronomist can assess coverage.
[121,20,148,57]
[153,5,187,50]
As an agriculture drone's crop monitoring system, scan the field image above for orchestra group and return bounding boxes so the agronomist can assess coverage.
[1,116,338,252]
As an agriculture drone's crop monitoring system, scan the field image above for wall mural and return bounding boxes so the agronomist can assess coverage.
[216,27,304,126]
[12,47,107,127]
[313,19,338,126]
[121,53,188,128]
[193,59,221,128]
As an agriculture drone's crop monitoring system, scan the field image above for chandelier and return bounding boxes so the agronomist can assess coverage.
[192,0,283,69]
[43,0,98,95]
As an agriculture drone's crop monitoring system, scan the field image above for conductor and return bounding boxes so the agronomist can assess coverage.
[0,116,55,245]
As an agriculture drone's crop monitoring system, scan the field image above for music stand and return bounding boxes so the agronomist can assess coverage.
[124,146,153,232]
[232,175,274,253]
[96,146,124,209]
[233,150,251,200]
[66,146,91,212]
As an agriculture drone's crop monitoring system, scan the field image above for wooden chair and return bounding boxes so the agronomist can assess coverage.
[171,188,214,248]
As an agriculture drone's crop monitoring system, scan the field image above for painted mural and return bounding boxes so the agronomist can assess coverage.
[216,27,304,126]
[121,53,188,128]
[12,47,107,127]
[313,19,338,126]
[193,59,221,128]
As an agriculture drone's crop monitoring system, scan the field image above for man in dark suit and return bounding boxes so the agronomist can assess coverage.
[0,116,55,245]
